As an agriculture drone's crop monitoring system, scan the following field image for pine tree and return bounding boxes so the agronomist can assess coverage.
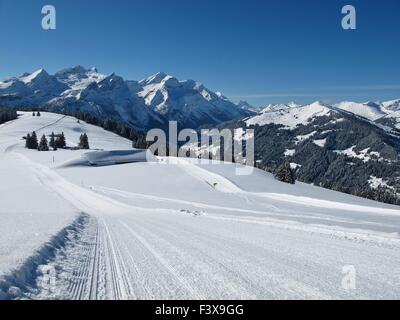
[38,134,49,151]
[49,132,55,149]
[30,131,38,149]
[32,112,36,116]
[118,125,128,138]
[0,108,17,124]
[25,133,31,148]
[78,133,90,149]
[274,162,295,184]
[55,132,66,149]
[37,111,41,117]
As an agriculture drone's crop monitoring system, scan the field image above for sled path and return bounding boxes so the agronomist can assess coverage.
[8,152,400,300]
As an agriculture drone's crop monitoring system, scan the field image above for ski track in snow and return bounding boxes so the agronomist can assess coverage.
[7,151,400,300]
[1,113,400,300]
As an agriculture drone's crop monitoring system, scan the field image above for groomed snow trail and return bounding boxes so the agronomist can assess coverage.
[12,153,400,300]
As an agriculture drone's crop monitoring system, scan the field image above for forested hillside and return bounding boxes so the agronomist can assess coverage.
[0,106,18,125]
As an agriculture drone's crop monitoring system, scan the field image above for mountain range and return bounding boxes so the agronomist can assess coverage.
[246,100,400,132]
[1,66,400,133]
[0,66,252,130]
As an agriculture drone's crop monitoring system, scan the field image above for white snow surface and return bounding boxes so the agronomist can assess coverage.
[368,176,395,191]
[246,102,334,129]
[295,131,317,144]
[335,100,400,122]
[334,146,383,163]
[334,101,388,121]
[313,138,327,147]
[1,112,400,300]
[284,149,296,157]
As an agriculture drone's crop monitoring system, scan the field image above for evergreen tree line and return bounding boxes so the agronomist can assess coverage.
[25,131,89,151]
[58,111,150,149]
[0,107,18,125]
[25,132,69,151]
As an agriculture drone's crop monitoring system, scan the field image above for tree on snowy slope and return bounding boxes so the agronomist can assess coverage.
[49,132,56,150]
[55,132,66,149]
[56,110,150,149]
[25,131,39,149]
[31,131,38,149]
[25,133,31,149]
[38,134,49,151]
[0,107,17,124]
[274,162,295,184]
[78,133,90,149]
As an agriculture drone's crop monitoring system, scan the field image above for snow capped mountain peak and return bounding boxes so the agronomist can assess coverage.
[309,101,329,108]
[54,67,106,93]
[260,102,298,113]
[96,73,126,90]
[101,72,121,82]
[20,69,49,84]
[139,72,170,86]
[55,65,89,76]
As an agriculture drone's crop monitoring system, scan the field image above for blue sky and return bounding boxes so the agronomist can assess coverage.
[0,0,399,106]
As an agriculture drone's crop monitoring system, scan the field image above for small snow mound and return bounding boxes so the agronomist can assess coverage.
[85,149,157,166]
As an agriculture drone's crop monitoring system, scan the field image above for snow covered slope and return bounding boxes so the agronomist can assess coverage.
[376,100,400,130]
[246,102,334,129]
[1,112,400,300]
[0,67,250,130]
[334,101,388,121]
[335,100,400,125]
[382,99,400,112]
[245,99,400,131]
